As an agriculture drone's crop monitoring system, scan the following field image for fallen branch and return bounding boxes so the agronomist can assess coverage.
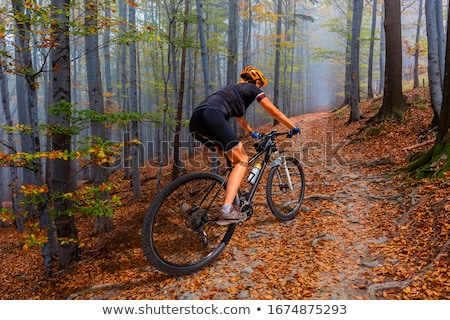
[402,138,435,151]
[364,156,394,168]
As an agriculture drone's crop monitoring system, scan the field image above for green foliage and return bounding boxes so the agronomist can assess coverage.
[51,182,123,218]
[21,222,48,249]
[0,207,14,224]
[0,98,162,246]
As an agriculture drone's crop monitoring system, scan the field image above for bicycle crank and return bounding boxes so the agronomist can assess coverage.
[240,202,253,219]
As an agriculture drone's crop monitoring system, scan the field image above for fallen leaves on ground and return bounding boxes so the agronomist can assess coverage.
[1,87,449,300]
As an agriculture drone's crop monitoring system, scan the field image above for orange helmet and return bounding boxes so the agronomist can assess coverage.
[240,66,268,87]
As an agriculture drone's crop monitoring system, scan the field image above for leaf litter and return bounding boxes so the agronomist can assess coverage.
[1,88,449,300]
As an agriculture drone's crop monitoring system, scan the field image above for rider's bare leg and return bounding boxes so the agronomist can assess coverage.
[223,142,248,206]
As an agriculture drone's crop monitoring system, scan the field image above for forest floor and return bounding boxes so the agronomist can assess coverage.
[1,87,450,300]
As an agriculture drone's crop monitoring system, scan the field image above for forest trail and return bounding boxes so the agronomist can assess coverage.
[1,88,449,300]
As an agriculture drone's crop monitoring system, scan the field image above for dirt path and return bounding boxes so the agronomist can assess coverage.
[123,110,405,300]
[134,110,404,300]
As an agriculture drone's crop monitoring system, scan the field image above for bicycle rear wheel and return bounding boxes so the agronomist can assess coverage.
[266,156,305,220]
[141,171,235,276]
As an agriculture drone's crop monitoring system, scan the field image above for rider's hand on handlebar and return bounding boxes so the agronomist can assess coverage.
[287,127,300,138]
[251,131,260,139]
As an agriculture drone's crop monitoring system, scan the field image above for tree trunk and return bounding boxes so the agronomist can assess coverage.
[226,0,238,85]
[273,0,282,119]
[413,0,423,88]
[341,1,352,107]
[128,2,142,199]
[119,0,130,178]
[85,0,114,234]
[0,35,21,232]
[348,0,363,123]
[172,0,189,180]
[11,0,32,231]
[12,0,57,274]
[0,36,19,230]
[367,0,377,98]
[196,0,211,96]
[435,0,445,88]
[51,0,78,269]
[241,0,252,68]
[379,3,386,94]
[425,0,442,127]
[374,0,406,122]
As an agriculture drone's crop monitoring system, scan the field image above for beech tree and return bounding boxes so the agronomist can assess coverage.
[425,0,442,128]
[50,0,78,268]
[0,35,18,230]
[85,0,114,233]
[129,1,142,198]
[172,0,190,180]
[226,0,239,84]
[413,0,424,89]
[373,0,406,122]
[196,0,211,95]
[11,0,58,274]
[378,2,385,94]
[348,0,363,123]
[367,0,377,99]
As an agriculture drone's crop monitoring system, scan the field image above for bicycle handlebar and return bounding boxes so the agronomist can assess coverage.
[260,130,290,138]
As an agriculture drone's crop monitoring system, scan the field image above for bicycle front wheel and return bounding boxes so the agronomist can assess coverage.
[266,156,305,220]
[141,171,235,276]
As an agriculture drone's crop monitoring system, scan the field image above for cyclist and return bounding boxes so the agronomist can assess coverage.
[189,66,300,225]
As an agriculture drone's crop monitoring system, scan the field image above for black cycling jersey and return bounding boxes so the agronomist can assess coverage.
[194,83,265,119]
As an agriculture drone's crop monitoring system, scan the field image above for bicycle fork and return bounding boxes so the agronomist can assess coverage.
[270,152,294,191]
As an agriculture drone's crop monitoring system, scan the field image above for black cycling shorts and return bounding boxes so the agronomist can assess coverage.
[189,108,240,152]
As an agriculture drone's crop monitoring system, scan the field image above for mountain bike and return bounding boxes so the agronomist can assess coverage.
[141,130,305,276]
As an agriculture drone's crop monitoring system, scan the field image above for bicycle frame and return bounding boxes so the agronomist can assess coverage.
[141,129,303,275]
[218,130,291,209]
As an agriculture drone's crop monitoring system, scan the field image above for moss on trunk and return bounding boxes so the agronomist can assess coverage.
[402,141,450,179]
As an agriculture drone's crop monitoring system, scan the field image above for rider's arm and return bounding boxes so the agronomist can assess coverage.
[235,116,253,134]
[258,96,295,130]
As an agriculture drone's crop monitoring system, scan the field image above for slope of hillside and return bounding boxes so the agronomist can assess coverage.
[1,87,449,300]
